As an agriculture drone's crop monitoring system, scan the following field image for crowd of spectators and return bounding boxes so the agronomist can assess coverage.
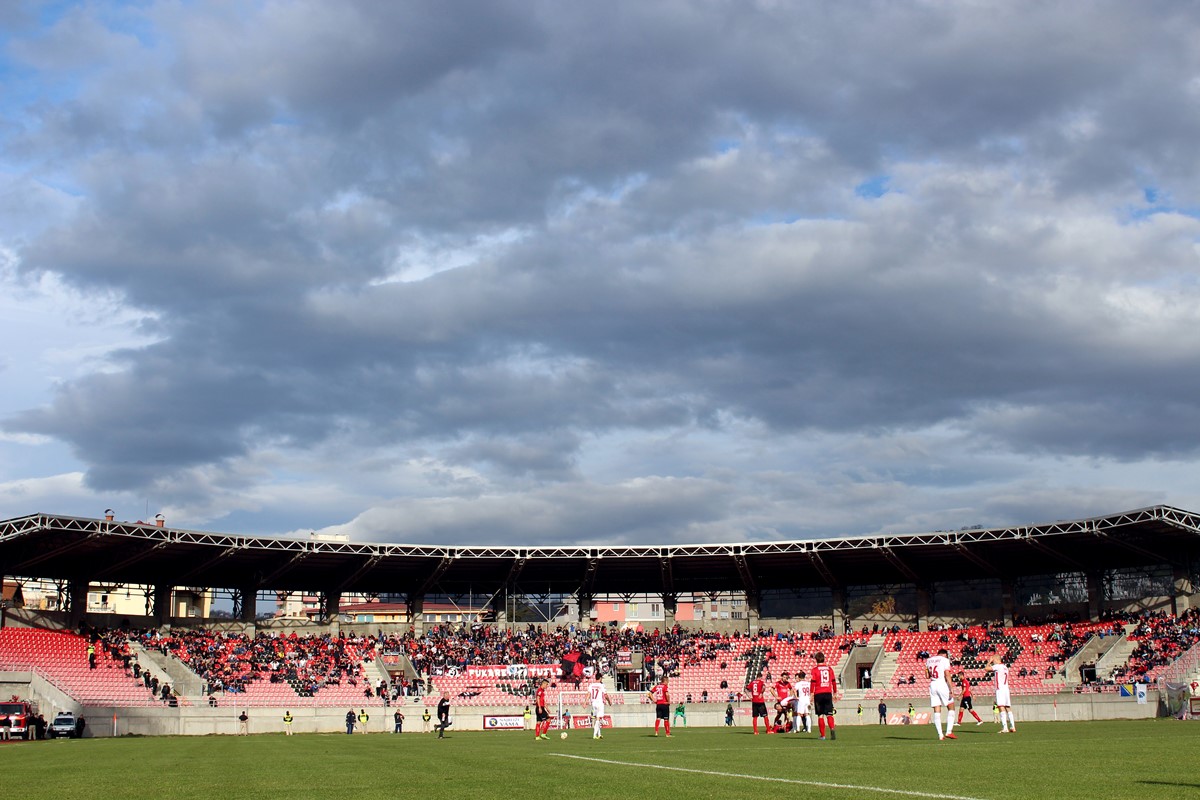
[132,628,375,697]
[1111,609,1200,683]
[77,609,1200,704]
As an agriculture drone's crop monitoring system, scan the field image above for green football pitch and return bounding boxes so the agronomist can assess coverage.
[3,720,1195,800]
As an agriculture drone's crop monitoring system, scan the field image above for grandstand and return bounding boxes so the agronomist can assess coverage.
[2,505,1200,734]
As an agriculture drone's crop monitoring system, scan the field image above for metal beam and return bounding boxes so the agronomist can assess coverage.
[734,554,758,595]
[337,554,383,592]
[954,544,1001,578]
[1024,538,1088,572]
[880,547,919,582]
[808,552,836,586]
[1092,530,1170,564]
[173,545,243,584]
[8,536,93,573]
[414,556,454,597]
[89,540,173,579]
[255,551,311,588]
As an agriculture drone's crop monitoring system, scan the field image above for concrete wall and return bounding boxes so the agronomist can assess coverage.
[0,684,1156,738]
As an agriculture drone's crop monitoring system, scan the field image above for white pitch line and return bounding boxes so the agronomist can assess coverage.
[548,754,991,800]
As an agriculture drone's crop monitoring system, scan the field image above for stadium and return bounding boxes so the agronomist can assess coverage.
[4,506,1200,799]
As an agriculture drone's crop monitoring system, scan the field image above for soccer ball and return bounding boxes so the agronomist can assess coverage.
[560,731,569,740]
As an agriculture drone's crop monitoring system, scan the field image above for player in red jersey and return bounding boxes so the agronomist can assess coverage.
[745,675,769,734]
[772,672,793,732]
[810,652,839,741]
[956,673,983,726]
[647,676,673,737]
[534,679,551,741]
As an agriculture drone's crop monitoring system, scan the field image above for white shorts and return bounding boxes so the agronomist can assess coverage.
[591,704,605,719]
[794,698,809,715]
[994,687,1011,708]
[929,683,951,708]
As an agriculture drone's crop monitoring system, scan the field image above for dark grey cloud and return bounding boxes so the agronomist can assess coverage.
[3,1,1199,539]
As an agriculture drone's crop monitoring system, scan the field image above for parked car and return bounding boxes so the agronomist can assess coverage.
[48,712,78,739]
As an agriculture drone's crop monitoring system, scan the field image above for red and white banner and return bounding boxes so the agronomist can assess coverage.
[464,664,559,679]
[483,715,526,730]
[616,650,632,667]
[567,715,612,729]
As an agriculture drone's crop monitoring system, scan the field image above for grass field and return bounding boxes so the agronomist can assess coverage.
[2,720,1195,800]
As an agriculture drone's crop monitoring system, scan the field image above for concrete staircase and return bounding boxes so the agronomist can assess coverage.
[1095,636,1138,682]
[131,642,204,698]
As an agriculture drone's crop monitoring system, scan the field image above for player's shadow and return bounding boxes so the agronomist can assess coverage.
[1139,781,1200,790]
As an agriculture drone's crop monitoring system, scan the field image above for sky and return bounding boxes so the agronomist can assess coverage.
[1,1,1198,548]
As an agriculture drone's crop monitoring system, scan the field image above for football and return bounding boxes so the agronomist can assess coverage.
[560,731,568,740]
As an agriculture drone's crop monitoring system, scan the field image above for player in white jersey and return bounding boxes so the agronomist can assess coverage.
[987,655,1015,733]
[585,669,609,740]
[792,671,812,732]
[925,648,956,741]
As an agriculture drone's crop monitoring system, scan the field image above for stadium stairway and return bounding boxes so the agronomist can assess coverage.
[133,640,205,697]
[1094,634,1138,681]
[861,647,901,700]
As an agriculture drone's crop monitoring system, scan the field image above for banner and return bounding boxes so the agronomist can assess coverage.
[569,714,612,729]
[465,664,559,679]
[616,650,632,667]
[483,715,526,730]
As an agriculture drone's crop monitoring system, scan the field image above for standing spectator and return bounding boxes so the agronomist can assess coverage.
[724,703,734,726]
[1,712,10,741]
[282,710,294,735]
[237,710,249,735]
[393,709,405,734]
[878,701,887,725]
[357,708,370,734]
[345,709,356,734]
[421,707,431,733]
[435,692,452,739]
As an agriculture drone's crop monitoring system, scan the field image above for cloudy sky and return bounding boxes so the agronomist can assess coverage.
[1,1,1198,547]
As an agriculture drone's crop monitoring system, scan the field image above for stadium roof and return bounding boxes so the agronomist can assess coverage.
[1,506,1199,598]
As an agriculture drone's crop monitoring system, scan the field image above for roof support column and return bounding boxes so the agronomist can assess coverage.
[1087,571,1104,621]
[154,583,173,628]
[746,590,761,635]
[67,579,90,628]
[322,590,341,634]
[662,593,677,633]
[238,586,257,626]
[1001,578,1015,626]
[407,594,425,635]
[830,586,846,635]
[577,592,592,625]
[915,584,932,632]
[1172,565,1193,615]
